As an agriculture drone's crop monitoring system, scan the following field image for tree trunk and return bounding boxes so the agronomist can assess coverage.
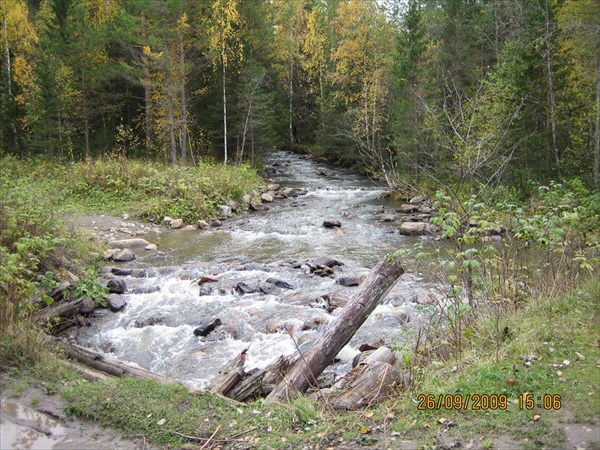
[266,256,404,404]
[2,0,18,149]
[179,36,187,165]
[543,1,561,179]
[222,50,228,165]
[594,54,600,190]
[144,55,153,151]
[289,61,294,145]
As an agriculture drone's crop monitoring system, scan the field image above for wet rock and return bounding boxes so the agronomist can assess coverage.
[314,257,344,268]
[235,282,258,294]
[281,187,299,198]
[211,219,223,228]
[267,183,280,192]
[106,279,126,294]
[381,214,396,222]
[134,316,164,328]
[399,222,427,235]
[261,192,275,202]
[113,248,136,262]
[266,277,294,290]
[170,218,184,229]
[130,269,147,278]
[336,275,365,287]
[199,284,215,296]
[197,220,210,230]
[79,296,96,314]
[131,285,161,294]
[111,267,132,276]
[398,204,419,214]
[249,200,264,211]
[258,283,276,295]
[194,318,222,337]
[145,243,158,251]
[109,238,151,249]
[323,219,342,228]
[321,294,349,313]
[182,225,196,231]
[107,294,126,312]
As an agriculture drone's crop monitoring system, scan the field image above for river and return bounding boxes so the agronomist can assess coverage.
[71,151,436,389]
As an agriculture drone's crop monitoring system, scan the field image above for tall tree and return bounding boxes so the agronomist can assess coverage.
[208,0,243,164]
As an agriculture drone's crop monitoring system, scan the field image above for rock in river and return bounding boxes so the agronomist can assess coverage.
[323,219,342,228]
[194,318,222,337]
[107,294,126,312]
[113,248,135,262]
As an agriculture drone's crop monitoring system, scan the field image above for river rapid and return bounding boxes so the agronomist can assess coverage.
[71,151,437,389]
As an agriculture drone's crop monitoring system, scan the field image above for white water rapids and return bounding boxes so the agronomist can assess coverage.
[71,151,436,389]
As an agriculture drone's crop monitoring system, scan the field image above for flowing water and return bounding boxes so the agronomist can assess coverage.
[72,151,436,389]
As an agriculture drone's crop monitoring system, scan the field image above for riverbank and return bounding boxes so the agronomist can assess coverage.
[2,151,599,448]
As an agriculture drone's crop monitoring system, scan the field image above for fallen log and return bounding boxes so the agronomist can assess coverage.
[34,300,82,330]
[328,361,403,410]
[266,255,404,404]
[210,349,247,397]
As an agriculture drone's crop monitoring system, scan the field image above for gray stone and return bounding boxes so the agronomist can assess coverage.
[261,192,275,202]
[314,257,344,268]
[113,248,136,262]
[182,225,196,231]
[226,199,240,212]
[409,195,427,204]
[102,249,119,260]
[197,220,210,230]
[267,183,281,192]
[111,267,132,276]
[235,282,257,294]
[130,269,146,278]
[381,214,396,222]
[399,222,427,235]
[249,200,264,211]
[266,277,294,290]
[281,187,299,198]
[109,238,151,249]
[170,218,184,229]
[106,279,126,294]
[210,219,223,228]
[398,204,419,214]
[242,194,252,205]
[217,205,232,217]
[336,275,365,287]
[79,296,96,314]
[107,294,126,312]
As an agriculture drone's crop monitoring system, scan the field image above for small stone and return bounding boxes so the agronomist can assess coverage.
[266,277,294,290]
[170,218,184,229]
[323,220,342,228]
[381,214,396,222]
[398,204,419,214]
[197,220,210,230]
[111,267,132,276]
[336,275,365,287]
[399,222,427,235]
[102,249,119,260]
[182,225,196,231]
[211,219,223,228]
[261,193,275,202]
[145,244,158,251]
[163,216,173,224]
[217,205,233,217]
[267,183,280,192]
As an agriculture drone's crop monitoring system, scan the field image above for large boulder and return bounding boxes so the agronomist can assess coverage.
[109,238,152,249]
[399,222,427,235]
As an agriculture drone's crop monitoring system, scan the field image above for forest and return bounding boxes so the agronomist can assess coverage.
[1,0,599,192]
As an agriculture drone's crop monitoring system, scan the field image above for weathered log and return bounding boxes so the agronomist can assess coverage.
[210,349,247,397]
[227,369,266,402]
[33,299,81,328]
[57,359,109,382]
[266,255,404,404]
[329,361,402,410]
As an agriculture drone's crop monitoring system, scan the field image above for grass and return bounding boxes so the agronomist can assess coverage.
[53,280,599,449]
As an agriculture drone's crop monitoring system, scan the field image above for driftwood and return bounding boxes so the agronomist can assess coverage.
[210,349,247,397]
[266,255,404,404]
[34,300,82,328]
[328,361,403,410]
